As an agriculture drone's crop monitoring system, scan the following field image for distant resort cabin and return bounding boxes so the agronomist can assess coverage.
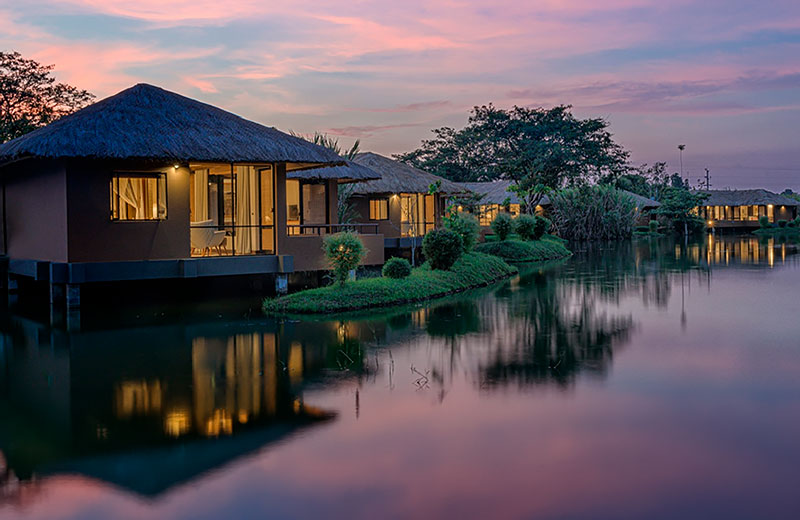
[458,180,661,231]
[0,83,383,314]
[695,189,799,229]
[347,152,465,249]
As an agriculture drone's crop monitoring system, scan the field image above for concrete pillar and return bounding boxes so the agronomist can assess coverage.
[49,282,65,306]
[66,283,81,310]
[275,273,288,295]
[7,274,18,306]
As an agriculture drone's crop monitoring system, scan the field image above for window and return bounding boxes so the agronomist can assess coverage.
[110,173,167,220]
[369,198,389,220]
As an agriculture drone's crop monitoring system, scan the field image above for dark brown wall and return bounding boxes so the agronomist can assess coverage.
[2,159,69,262]
[775,205,796,222]
[65,159,190,262]
[351,192,445,239]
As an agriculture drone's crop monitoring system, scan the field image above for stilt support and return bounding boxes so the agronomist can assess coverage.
[275,273,288,295]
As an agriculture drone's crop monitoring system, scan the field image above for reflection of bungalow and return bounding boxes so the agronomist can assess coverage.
[695,189,799,229]
[0,84,383,309]
[458,180,660,228]
[348,153,465,248]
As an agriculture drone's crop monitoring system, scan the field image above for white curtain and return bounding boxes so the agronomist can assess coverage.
[235,166,259,254]
[120,178,144,219]
[193,169,209,222]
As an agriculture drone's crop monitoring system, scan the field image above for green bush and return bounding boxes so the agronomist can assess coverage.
[533,216,551,239]
[759,215,771,228]
[382,257,412,279]
[649,220,659,233]
[491,213,513,241]
[549,186,636,240]
[789,219,798,228]
[777,219,788,228]
[323,232,366,286]
[445,212,480,252]
[422,229,463,270]
[513,214,537,240]
[475,238,571,263]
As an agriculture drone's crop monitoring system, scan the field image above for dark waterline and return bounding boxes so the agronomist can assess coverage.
[1,234,799,519]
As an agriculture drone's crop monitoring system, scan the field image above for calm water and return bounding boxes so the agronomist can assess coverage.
[1,235,800,520]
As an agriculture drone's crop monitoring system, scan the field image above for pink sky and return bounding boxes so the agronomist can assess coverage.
[2,0,800,189]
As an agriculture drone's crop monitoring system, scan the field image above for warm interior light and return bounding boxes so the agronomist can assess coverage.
[173,163,180,170]
[707,220,714,226]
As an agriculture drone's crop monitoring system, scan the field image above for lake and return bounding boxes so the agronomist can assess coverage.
[1,234,799,519]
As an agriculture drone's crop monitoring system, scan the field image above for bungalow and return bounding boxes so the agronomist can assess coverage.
[458,180,660,229]
[0,83,383,313]
[347,153,465,248]
[694,189,799,229]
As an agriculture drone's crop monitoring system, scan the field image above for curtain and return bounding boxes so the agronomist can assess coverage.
[193,169,209,222]
[120,177,144,219]
[235,166,259,254]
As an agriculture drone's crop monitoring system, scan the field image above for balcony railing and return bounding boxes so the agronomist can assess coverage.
[286,223,380,236]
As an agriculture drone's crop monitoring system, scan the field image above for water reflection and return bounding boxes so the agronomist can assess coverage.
[0,234,798,518]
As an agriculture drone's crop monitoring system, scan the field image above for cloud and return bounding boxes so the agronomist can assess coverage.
[325,123,423,138]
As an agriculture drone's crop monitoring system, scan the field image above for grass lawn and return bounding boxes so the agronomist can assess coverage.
[474,236,571,263]
[263,252,518,315]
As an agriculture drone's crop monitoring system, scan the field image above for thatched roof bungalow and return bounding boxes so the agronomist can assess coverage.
[695,189,798,228]
[0,83,384,311]
[457,180,661,227]
[345,152,464,243]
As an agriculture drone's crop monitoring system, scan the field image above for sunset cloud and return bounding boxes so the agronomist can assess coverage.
[2,0,799,189]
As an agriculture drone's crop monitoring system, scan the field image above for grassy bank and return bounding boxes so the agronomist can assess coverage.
[753,227,800,236]
[263,252,518,315]
[474,237,571,263]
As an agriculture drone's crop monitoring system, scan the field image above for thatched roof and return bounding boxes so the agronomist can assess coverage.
[458,180,550,206]
[0,83,344,166]
[696,189,799,207]
[287,160,380,181]
[348,152,465,195]
[458,181,660,208]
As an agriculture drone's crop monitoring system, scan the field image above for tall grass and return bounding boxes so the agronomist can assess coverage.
[549,185,637,240]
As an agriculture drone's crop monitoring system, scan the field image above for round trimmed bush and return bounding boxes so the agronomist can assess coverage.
[382,257,412,279]
[789,219,798,228]
[533,216,551,239]
[759,215,771,228]
[649,220,659,233]
[514,214,537,241]
[491,213,513,241]
[422,229,463,270]
[445,212,480,252]
[323,232,366,286]
[778,219,788,228]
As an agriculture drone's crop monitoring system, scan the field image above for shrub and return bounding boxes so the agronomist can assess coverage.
[514,214,537,240]
[475,238,571,263]
[759,215,771,228]
[777,219,788,228]
[649,220,659,233]
[635,226,649,232]
[382,257,412,279]
[422,229,463,270]
[789,218,798,228]
[323,232,366,286]
[549,186,636,240]
[533,216,551,239]
[491,213,513,241]
[444,212,480,252]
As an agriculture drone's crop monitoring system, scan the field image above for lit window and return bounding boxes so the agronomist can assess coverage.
[110,173,167,220]
[369,198,389,220]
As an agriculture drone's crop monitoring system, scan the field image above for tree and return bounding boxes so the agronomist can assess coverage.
[396,104,630,210]
[656,186,708,238]
[0,51,94,143]
[607,162,671,201]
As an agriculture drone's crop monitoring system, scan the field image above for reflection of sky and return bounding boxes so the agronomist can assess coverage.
[4,239,800,519]
[3,1,800,190]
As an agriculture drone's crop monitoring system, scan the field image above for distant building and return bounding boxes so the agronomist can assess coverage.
[695,189,799,228]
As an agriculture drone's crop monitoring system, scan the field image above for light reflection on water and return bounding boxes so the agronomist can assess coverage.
[1,235,799,519]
